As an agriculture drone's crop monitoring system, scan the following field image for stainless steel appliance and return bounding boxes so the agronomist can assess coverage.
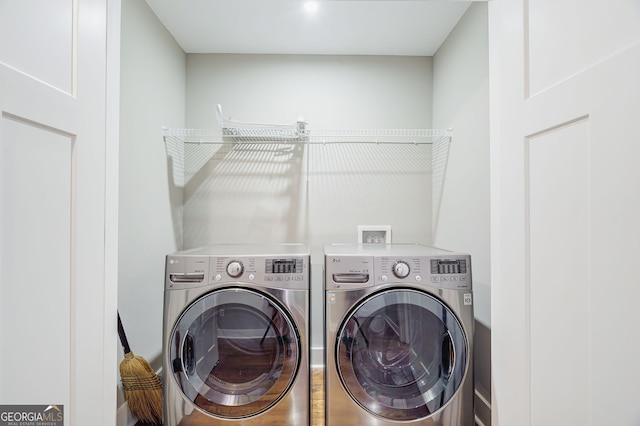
[163,244,310,425]
[324,243,474,425]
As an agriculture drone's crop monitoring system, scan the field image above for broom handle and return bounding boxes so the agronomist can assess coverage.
[117,312,132,354]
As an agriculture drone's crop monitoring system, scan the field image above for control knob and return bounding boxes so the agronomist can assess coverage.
[226,261,244,278]
[392,261,410,279]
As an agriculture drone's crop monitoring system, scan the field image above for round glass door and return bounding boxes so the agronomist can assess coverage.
[336,289,467,421]
[169,287,300,418]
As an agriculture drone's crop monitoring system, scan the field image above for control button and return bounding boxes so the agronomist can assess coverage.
[392,261,411,279]
[214,274,222,281]
[381,275,388,282]
[415,275,422,282]
[248,274,255,281]
[226,261,244,278]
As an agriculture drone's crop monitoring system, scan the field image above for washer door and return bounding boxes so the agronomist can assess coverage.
[169,287,300,418]
[336,289,467,421]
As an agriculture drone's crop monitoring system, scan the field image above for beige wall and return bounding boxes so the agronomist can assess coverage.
[118,0,185,372]
[433,3,491,423]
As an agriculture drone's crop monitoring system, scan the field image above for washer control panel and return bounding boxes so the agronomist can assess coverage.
[326,253,471,290]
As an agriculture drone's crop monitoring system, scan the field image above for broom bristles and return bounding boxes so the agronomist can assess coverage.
[120,351,163,424]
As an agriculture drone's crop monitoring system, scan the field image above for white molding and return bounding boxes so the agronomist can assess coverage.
[474,387,491,426]
[117,402,138,426]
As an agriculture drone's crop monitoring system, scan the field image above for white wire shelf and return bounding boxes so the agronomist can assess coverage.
[165,104,452,144]
[303,128,452,144]
[162,127,452,145]
[163,106,453,241]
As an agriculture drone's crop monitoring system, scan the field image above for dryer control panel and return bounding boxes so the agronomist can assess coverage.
[165,254,309,290]
[209,255,309,290]
[374,255,472,290]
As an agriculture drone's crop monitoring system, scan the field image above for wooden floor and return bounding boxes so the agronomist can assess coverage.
[311,368,324,426]
[136,368,324,426]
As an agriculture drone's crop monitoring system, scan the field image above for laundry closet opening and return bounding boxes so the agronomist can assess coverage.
[117,2,490,425]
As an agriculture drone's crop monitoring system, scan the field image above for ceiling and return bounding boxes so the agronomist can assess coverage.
[144,0,473,56]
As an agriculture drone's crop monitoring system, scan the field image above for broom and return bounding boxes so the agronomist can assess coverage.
[117,311,163,424]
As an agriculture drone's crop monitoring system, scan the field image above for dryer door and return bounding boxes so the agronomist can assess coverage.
[336,288,467,421]
[169,287,299,419]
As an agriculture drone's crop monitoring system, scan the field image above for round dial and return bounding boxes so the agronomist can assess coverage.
[392,261,411,279]
[226,260,244,278]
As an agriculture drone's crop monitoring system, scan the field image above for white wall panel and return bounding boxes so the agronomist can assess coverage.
[527,0,640,96]
[490,1,640,425]
[0,0,118,423]
[585,45,640,426]
[527,119,590,425]
[0,114,73,405]
[0,0,74,94]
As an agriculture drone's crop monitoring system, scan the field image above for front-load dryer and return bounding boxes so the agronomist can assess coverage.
[163,244,310,425]
[324,243,474,425]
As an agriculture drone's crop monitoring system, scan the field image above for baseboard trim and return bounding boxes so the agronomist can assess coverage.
[475,414,487,426]
[474,387,491,426]
[117,401,138,426]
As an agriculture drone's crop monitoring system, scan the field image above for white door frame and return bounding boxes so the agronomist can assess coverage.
[0,1,120,424]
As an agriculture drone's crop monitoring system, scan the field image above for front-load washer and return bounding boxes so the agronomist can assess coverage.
[324,243,474,425]
[163,244,310,426]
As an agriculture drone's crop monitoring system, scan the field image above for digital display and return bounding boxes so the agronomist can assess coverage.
[267,258,300,274]
[431,259,467,274]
